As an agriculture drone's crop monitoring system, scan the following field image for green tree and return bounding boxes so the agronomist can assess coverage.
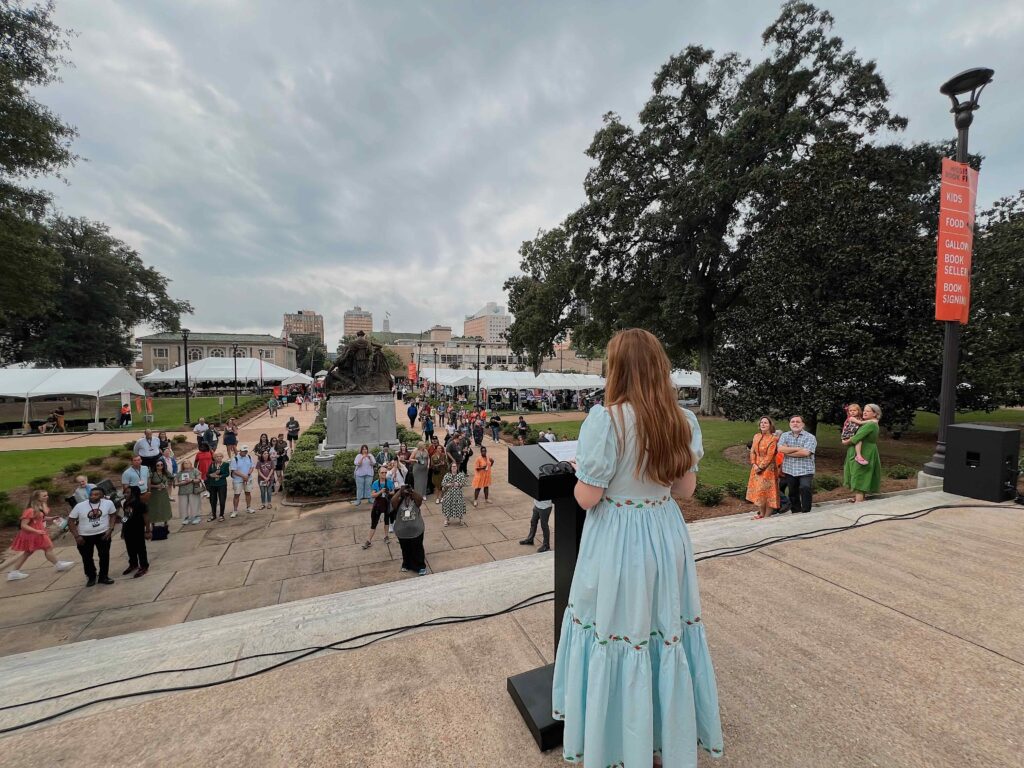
[0,0,77,329]
[1,217,192,366]
[292,333,328,373]
[959,191,1024,409]
[505,2,904,413]
[714,139,947,434]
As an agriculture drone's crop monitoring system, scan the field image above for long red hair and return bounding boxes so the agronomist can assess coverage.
[604,329,694,484]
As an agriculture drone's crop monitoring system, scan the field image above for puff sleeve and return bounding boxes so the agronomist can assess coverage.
[683,407,704,473]
[574,405,618,488]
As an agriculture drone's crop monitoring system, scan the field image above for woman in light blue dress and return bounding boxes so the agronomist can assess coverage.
[553,329,723,767]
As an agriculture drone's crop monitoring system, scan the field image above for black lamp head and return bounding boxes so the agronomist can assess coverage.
[940,67,994,114]
[181,328,191,339]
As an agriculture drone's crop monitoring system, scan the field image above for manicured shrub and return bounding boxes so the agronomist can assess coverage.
[109,459,131,472]
[295,433,321,452]
[693,484,724,507]
[109,446,123,457]
[815,474,842,491]
[0,491,21,527]
[28,475,55,489]
[886,464,915,480]
[283,463,339,497]
[123,440,135,450]
[62,462,84,475]
[722,480,747,499]
[331,450,359,493]
[85,456,106,466]
[173,434,188,444]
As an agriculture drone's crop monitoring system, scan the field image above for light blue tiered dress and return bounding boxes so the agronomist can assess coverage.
[552,404,724,767]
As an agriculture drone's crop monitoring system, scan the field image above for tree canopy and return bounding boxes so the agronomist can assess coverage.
[503,0,1022,427]
[0,1,191,365]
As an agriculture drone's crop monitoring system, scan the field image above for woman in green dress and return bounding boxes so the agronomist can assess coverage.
[148,458,174,529]
[843,403,882,503]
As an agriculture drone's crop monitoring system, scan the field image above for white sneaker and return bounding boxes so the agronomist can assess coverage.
[388,524,395,533]
[247,508,255,514]
[230,510,238,518]
[6,570,28,581]
[181,518,191,526]
[190,516,202,525]
[55,561,74,572]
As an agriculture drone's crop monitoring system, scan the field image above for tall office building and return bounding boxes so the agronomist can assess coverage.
[463,302,511,343]
[282,310,324,343]
[343,306,373,337]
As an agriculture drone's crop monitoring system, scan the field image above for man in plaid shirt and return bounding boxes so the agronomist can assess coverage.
[778,415,817,513]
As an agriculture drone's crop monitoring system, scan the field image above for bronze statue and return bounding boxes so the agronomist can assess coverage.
[326,331,394,395]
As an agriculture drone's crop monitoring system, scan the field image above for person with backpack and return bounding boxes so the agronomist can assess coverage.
[392,486,427,576]
[361,468,395,549]
[406,400,418,428]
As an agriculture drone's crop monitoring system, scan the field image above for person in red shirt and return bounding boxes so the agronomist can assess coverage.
[6,490,75,581]
[195,443,214,480]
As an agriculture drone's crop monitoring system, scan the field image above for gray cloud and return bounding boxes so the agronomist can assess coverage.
[37,0,1024,343]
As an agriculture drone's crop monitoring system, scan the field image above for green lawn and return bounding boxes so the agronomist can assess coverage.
[0,446,120,492]
[113,396,261,430]
[530,408,1024,487]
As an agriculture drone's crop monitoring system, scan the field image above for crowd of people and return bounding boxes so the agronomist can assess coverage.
[744,405,884,518]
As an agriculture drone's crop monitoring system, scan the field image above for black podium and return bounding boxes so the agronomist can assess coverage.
[506,444,586,751]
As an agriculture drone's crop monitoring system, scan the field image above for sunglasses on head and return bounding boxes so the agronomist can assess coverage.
[539,461,575,477]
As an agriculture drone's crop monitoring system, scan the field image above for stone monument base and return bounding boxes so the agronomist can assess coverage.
[323,393,398,452]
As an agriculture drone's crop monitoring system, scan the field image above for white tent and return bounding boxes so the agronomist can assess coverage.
[0,367,145,425]
[281,372,313,385]
[670,369,702,388]
[418,369,604,391]
[314,370,329,378]
[140,358,303,385]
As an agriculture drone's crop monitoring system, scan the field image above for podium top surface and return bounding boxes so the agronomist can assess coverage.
[507,444,577,501]
[948,424,1021,435]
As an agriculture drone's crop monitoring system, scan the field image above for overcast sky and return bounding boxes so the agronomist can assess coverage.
[37,0,1023,344]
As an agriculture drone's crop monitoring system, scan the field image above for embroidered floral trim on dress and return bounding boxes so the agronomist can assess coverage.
[567,604,702,649]
[602,494,670,508]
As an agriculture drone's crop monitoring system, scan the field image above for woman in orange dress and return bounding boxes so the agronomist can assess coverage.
[471,446,494,507]
[746,416,779,519]
[6,490,75,581]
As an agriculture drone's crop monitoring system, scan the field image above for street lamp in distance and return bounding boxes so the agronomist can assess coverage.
[433,346,438,398]
[181,328,191,424]
[475,342,482,407]
[231,343,240,406]
[924,66,994,479]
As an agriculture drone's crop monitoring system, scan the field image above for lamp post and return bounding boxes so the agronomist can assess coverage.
[231,343,240,406]
[475,342,482,406]
[433,346,438,398]
[181,328,191,424]
[924,67,994,479]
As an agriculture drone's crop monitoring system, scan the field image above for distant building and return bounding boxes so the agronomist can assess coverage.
[343,306,373,337]
[382,315,390,332]
[137,332,297,373]
[463,302,511,343]
[282,310,324,343]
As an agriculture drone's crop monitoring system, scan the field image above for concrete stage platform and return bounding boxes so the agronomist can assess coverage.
[0,491,1021,767]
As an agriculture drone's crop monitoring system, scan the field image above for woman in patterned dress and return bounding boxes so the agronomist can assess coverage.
[746,416,780,519]
[440,461,467,526]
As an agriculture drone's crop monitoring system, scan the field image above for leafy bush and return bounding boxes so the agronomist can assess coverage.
[173,434,188,444]
[109,459,132,472]
[722,480,747,499]
[116,448,134,460]
[85,456,106,466]
[295,433,321,452]
[283,462,339,497]
[815,474,842,491]
[28,475,55,489]
[109,446,124,457]
[0,491,21,527]
[397,426,421,446]
[305,421,327,439]
[693,484,724,506]
[887,464,915,480]
[331,450,359,493]
[62,462,84,475]
[123,440,135,450]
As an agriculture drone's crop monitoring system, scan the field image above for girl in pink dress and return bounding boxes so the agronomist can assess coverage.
[6,490,75,581]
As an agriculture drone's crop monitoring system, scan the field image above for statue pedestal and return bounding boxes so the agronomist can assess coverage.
[323,393,398,452]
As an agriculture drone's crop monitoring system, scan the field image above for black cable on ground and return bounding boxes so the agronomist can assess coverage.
[1,499,1014,734]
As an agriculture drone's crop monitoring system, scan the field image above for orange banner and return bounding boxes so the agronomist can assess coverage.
[407,362,418,382]
[935,158,978,324]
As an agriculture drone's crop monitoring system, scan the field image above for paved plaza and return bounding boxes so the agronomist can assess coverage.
[0,401,549,655]
[0,492,1019,767]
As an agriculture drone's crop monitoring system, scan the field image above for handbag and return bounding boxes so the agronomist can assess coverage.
[151,525,169,541]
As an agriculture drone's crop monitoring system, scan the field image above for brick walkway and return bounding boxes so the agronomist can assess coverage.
[0,401,550,656]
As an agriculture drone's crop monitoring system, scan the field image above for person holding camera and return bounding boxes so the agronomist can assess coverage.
[393,486,427,576]
[360,467,396,549]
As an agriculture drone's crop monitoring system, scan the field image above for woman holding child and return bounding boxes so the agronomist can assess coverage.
[842,403,883,503]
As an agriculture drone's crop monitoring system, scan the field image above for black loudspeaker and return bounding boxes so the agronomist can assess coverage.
[943,424,1020,502]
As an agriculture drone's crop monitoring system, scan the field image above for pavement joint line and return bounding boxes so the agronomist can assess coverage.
[509,608,548,666]
[756,548,1024,669]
